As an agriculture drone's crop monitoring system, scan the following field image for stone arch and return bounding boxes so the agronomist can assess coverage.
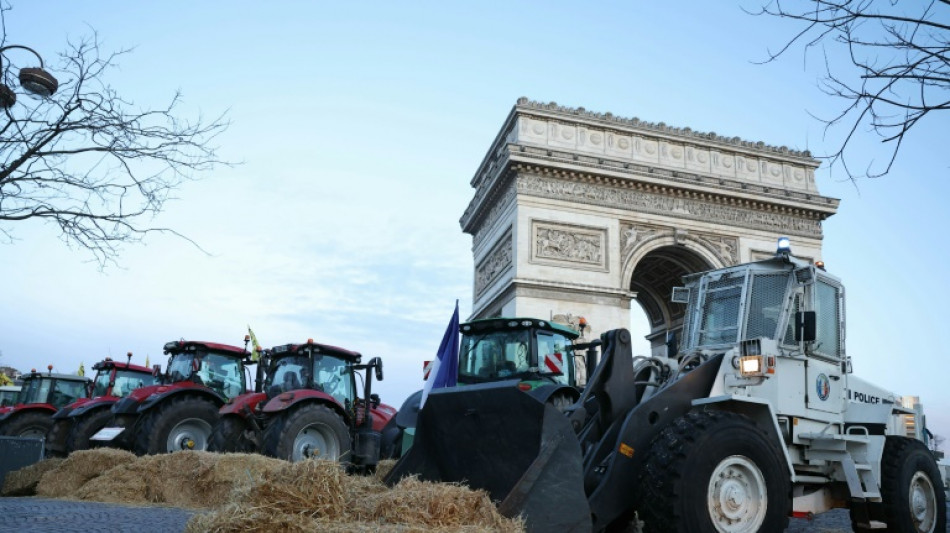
[622,237,719,354]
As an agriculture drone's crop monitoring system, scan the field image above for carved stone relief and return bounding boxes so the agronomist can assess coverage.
[532,221,607,271]
[518,174,822,237]
[621,222,739,266]
[475,229,513,298]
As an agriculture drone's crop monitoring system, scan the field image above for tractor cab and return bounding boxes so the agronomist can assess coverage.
[161,341,248,400]
[11,369,89,410]
[458,318,580,389]
[0,386,19,408]
[265,341,360,409]
[90,358,158,398]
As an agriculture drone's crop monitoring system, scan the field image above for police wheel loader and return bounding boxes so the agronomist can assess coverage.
[386,239,945,533]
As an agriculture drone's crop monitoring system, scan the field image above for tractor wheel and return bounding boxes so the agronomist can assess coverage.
[209,415,258,453]
[870,436,946,533]
[0,411,54,439]
[134,396,219,455]
[262,403,351,463]
[45,418,74,457]
[66,408,115,454]
[637,410,790,533]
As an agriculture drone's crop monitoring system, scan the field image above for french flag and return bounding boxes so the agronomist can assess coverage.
[419,301,460,408]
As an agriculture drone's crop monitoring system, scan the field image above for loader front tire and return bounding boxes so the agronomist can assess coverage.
[262,403,351,463]
[67,408,115,454]
[135,396,218,455]
[875,436,945,533]
[209,414,258,453]
[637,410,790,533]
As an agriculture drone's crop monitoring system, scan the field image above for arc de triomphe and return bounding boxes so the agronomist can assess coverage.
[460,98,839,355]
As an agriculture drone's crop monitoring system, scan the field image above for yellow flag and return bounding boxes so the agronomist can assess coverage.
[78,362,85,377]
[145,354,150,368]
[248,325,261,362]
[0,372,12,386]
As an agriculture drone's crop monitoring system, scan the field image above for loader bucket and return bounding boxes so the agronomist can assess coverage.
[384,381,591,533]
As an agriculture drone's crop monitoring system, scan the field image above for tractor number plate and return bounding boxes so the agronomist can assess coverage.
[90,427,125,441]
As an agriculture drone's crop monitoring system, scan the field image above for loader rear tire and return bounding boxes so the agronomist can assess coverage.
[637,410,790,533]
[872,436,946,533]
[135,396,218,455]
[67,408,114,454]
[262,403,350,463]
[209,415,258,453]
[0,411,53,439]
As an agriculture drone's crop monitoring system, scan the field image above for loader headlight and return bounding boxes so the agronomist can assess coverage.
[739,355,765,377]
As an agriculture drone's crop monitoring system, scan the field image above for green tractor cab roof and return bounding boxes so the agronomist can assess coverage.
[23,370,89,383]
[460,317,580,340]
[270,340,362,363]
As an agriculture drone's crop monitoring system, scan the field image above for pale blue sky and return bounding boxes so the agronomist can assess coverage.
[2,2,948,439]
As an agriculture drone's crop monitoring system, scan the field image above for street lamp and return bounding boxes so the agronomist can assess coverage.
[0,44,58,108]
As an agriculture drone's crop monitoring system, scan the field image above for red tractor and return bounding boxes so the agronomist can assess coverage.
[91,339,253,455]
[0,367,91,439]
[45,355,159,457]
[210,339,396,472]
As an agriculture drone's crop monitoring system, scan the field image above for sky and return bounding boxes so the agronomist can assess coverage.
[1,2,948,442]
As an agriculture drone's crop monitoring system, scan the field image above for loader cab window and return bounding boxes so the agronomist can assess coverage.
[313,355,354,407]
[812,280,843,360]
[745,273,788,340]
[697,276,744,347]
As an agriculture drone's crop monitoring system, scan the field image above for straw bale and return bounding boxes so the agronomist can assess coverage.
[1,457,64,496]
[374,458,396,481]
[185,502,318,533]
[368,476,522,532]
[35,448,137,497]
[246,459,348,519]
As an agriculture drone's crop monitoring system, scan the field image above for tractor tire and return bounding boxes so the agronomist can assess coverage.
[66,408,114,454]
[261,403,351,463]
[209,415,258,453]
[637,410,790,533]
[867,436,946,533]
[45,418,74,457]
[0,411,54,439]
[134,396,219,455]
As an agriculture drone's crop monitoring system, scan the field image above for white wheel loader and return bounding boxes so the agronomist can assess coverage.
[386,239,945,533]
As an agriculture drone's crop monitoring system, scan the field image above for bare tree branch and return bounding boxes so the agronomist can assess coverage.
[751,0,949,180]
[0,12,230,268]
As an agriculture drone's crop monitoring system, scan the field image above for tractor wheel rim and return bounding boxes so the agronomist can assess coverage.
[20,426,47,438]
[908,471,937,533]
[167,418,212,452]
[292,423,338,462]
[707,455,767,533]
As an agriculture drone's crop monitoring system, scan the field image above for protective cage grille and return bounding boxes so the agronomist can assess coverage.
[745,273,790,340]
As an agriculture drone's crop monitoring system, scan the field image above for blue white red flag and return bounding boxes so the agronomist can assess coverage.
[420,301,460,408]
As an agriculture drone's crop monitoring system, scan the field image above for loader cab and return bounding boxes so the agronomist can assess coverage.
[458,318,578,387]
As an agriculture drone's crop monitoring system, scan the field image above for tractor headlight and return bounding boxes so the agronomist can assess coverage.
[739,355,765,377]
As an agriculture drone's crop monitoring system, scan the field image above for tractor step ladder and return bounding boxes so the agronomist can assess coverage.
[799,432,882,502]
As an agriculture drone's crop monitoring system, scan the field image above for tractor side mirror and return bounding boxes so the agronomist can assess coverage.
[795,311,816,342]
[369,357,383,381]
[370,393,380,407]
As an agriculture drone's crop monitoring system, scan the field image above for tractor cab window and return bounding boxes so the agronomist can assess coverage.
[0,390,16,407]
[537,332,572,386]
[111,370,158,398]
[697,276,744,347]
[51,379,87,406]
[166,353,197,383]
[459,329,533,383]
[17,377,51,405]
[197,352,245,399]
[92,371,113,397]
[266,355,310,395]
[313,355,353,407]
